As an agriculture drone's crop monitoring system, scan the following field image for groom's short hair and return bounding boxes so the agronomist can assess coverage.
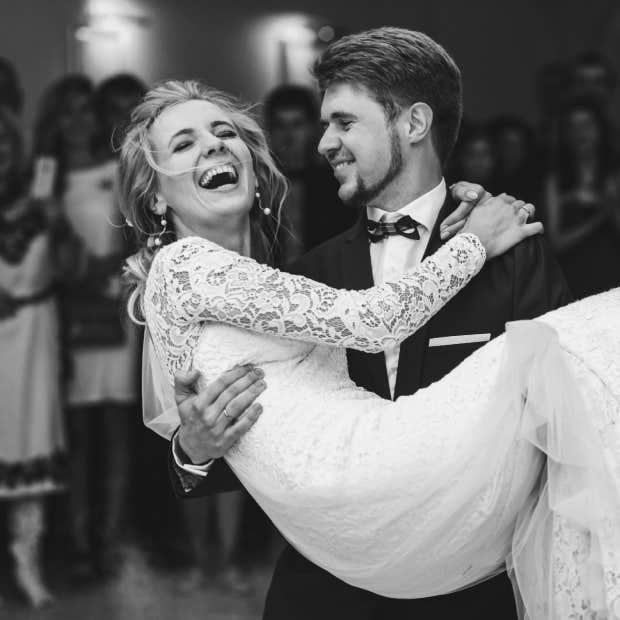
[313,27,462,166]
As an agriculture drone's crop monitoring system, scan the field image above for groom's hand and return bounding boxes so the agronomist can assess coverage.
[175,365,267,464]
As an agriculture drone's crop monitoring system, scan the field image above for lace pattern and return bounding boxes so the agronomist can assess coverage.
[145,233,485,381]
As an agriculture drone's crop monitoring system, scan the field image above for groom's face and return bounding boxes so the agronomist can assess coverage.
[319,83,402,207]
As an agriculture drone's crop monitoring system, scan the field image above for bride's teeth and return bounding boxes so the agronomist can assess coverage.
[199,163,237,188]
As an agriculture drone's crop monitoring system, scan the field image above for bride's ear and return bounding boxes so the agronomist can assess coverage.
[150,193,167,216]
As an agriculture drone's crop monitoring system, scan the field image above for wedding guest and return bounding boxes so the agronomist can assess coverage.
[0,106,76,607]
[537,61,573,161]
[569,51,617,110]
[33,75,139,579]
[490,116,540,203]
[569,51,620,152]
[0,57,23,116]
[449,124,499,193]
[95,73,147,156]
[543,97,620,298]
[263,84,355,265]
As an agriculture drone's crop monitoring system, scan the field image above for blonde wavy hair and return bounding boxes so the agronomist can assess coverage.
[119,80,288,323]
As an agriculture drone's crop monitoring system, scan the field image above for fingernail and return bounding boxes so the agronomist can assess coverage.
[255,368,265,378]
[255,404,263,414]
[256,380,266,389]
[466,190,478,199]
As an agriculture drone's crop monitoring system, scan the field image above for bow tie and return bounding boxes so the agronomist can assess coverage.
[366,215,421,243]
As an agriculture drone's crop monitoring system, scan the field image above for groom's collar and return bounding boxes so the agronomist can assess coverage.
[344,179,454,245]
[366,179,446,232]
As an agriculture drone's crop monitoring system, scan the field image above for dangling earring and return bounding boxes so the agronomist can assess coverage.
[256,189,271,216]
[148,214,167,248]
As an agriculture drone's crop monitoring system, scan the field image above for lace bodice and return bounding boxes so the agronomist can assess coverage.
[144,232,485,382]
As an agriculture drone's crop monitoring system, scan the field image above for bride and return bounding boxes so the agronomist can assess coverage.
[120,80,620,618]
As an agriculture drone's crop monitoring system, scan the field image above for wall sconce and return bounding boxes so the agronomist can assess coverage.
[253,13,337,86]
[71,0,151,79]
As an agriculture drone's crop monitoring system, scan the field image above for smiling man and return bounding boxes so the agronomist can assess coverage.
[168,27,571,620]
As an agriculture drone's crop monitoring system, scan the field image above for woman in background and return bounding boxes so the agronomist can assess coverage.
[449,124,499,194]
[33,75,139,579]
[544,98,620,298]
[0,107,72,607]
[95,73,147,158]
[490,116,540,203]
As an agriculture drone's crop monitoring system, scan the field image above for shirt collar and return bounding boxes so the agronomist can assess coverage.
[366,178,447,232]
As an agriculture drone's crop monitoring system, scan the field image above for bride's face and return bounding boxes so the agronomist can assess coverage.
[148,99,255,236]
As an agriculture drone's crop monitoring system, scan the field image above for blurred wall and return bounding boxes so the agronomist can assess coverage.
[1,0,82,126]
[1,0,617,127]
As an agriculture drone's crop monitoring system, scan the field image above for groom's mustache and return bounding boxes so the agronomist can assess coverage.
[326,151,356,167]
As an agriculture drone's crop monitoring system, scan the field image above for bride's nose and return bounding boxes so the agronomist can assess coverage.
[200,135,228,158]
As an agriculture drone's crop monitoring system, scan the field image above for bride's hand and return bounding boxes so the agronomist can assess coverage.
[440,193,492,240]
[441,182,492,240]
[460,194,543,259]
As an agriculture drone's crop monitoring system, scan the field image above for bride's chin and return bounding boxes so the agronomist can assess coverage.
[200,198,254,218]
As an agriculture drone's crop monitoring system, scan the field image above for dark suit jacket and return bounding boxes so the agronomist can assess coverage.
[169,196,572,619]
[295,162,358,251]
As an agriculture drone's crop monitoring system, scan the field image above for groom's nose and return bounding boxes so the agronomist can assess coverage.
[317,125,340,158]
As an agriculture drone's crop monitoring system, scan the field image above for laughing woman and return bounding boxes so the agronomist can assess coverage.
[121,81,620,618]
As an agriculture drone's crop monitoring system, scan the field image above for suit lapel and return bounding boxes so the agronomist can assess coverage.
[342,214,392,400]
[339,214,374,289]
[393,195,455,399]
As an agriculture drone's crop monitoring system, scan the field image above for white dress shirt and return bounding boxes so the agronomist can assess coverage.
[367,178,447,398]
[172,428,212,476]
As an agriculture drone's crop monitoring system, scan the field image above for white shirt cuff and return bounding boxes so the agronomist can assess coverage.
[171,431,214,477]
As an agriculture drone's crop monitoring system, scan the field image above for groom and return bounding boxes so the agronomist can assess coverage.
[168,27,572,619]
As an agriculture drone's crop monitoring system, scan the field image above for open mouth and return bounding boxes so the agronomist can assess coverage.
[332,160,354,171]
[198,163,239,190]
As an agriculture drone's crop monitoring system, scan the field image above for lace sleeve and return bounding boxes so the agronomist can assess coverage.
[148,233,485,354]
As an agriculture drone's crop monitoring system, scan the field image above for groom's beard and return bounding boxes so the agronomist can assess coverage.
[348,124,403,207]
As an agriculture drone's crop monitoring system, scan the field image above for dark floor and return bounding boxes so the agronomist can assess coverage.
[2,546,272,620]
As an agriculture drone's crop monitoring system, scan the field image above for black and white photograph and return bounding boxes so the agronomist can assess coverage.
[1,1,619,618]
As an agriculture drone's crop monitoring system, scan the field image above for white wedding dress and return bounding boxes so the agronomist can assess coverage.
[143,233,620,619]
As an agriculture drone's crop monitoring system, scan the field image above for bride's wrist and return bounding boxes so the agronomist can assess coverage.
[454,232,487,264]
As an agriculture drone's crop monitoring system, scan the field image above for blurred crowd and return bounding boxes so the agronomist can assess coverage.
[0,48,619,609]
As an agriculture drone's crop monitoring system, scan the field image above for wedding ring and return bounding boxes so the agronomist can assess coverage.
[519,205,532,220]
[223,407,232,419]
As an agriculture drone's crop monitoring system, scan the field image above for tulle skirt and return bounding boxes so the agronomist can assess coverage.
[227,296,620,618]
